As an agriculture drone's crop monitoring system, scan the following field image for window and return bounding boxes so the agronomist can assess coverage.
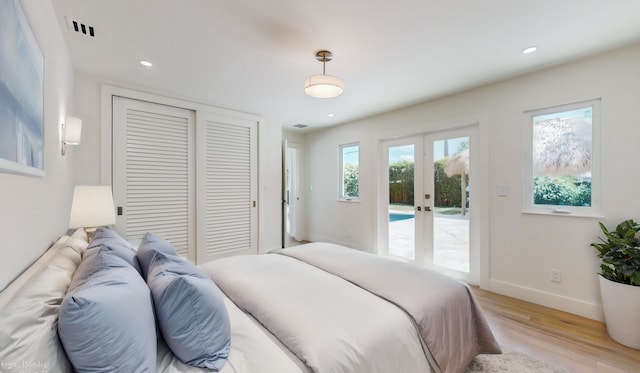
[524,99,600,215]
[339,143,359,200]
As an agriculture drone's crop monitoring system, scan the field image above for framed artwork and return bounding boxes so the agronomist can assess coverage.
[0,0,45,177]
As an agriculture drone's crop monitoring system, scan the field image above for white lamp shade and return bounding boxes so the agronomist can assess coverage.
[69,185,117,228]
[64,117,82,145]
[304,75,344,98]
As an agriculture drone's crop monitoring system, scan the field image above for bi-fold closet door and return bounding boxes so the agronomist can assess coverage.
[112,96,257,263]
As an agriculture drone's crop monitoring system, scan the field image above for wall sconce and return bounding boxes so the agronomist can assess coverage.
[61,116,82,156]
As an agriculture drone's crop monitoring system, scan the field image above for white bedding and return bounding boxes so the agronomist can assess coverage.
[201,254,431,373]
[157,297,311,373]
[0,232,497,373]
[0,231,309,373]
[274,243,501,372]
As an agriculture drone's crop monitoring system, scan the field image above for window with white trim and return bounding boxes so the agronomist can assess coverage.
[339,143,359,200]
[524,99,600,215]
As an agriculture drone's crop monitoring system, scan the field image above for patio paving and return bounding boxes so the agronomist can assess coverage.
[388,211,469,272]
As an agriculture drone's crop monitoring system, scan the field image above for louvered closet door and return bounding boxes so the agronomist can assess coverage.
[112,97,195,261]
[196,114,258,263]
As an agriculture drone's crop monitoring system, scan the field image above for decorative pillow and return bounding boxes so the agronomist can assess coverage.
[146,250,230,369]
[136,232,179,278]
[58,247,156,373]
[86,227,141,274]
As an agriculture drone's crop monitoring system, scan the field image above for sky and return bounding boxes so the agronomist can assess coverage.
[342,145,359,165]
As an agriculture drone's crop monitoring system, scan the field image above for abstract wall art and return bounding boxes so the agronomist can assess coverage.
[0,0,45,177]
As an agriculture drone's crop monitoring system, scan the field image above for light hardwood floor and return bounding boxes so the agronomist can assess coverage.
[471,287,640,372]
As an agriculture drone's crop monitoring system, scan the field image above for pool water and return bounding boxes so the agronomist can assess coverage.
[389,213,414,222]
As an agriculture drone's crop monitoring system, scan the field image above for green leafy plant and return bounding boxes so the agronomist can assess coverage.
[343,163,359,198]
[388,161,414,205]
[533,176,591,206]
[591,220,640,286]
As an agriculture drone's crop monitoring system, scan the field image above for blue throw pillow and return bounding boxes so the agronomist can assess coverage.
[87,227,141,275]
[58,248,156,373]
[136,232,178,278]
[147,250,231,369]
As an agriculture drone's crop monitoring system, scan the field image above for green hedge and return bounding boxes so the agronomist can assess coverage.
[434,159,463,207]
[389,161,414,204]
[388,160,466,207]
[533,176,591,206]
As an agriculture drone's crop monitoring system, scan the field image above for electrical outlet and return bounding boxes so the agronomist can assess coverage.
[551,269,562,283]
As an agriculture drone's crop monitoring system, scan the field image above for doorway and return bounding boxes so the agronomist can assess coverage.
[283,140,302,247]
[380,127,476,282]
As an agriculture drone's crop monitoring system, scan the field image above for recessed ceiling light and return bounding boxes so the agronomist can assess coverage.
[522,46,537,54]
[328,114,335,118]
[139,60,153,67]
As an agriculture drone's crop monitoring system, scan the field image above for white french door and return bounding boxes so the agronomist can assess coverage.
[380,127,477,283]
[382,136,427,264]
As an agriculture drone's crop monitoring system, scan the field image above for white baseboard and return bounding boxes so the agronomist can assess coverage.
[487,279,604,321]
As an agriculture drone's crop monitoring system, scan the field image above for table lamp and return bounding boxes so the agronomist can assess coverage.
[69,185,117,240]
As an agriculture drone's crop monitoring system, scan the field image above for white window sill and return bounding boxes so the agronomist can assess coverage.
[521,209,604,219]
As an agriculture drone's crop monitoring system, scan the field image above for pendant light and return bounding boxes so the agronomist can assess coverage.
[304,50,344,98]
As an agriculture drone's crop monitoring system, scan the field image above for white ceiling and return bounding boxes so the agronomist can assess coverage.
[51,0,640,131]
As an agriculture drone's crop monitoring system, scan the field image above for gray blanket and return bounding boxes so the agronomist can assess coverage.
[272,243,502,373]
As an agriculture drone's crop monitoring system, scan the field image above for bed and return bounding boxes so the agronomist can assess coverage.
[0,228,500,373]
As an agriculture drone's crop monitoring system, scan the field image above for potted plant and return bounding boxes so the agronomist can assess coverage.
[591,219,640,348]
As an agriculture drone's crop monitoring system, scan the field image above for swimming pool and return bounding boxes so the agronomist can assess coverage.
[389,213,414,222]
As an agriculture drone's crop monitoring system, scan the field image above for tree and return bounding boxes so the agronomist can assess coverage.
[443,143,470,214]
[343,163,359,198]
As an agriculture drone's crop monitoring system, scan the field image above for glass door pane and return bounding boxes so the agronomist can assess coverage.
[431,136,470,272]
[388,144,416,260]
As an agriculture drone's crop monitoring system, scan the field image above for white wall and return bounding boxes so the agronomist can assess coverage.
[72,73,102,185]
[72,73,283,252]
[305,123,378,249]
[0,0,75,290]
[258,118,284,251]
[303,42,640,320]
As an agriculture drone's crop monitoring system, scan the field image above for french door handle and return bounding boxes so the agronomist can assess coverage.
[424,206,432,212]
[416,206,422,211]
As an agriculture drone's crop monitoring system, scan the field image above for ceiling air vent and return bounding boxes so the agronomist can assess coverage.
[293,124,308,129]
[66,17,95,37]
